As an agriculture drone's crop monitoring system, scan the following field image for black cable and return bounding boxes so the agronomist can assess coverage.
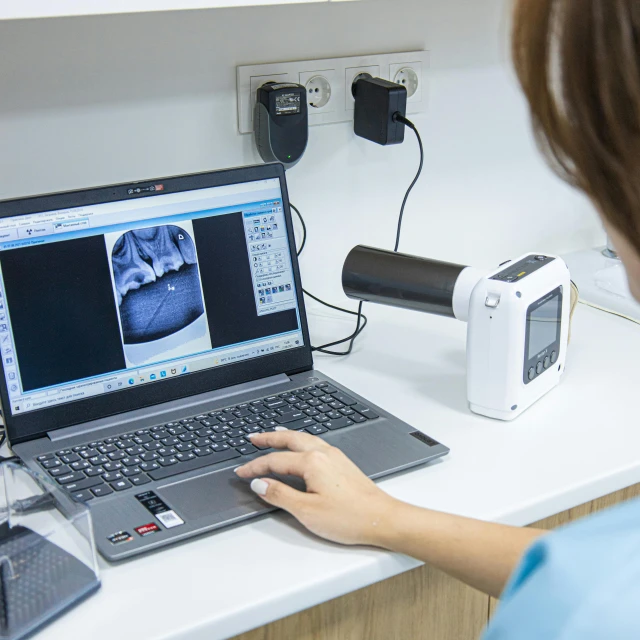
[290,202,368,355]
[392,114,424,253]
[289,116,422,354]
[289,203,306,257]
[311,300,367,356]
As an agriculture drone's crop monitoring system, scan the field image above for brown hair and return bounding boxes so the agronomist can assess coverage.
[512,0,640,256]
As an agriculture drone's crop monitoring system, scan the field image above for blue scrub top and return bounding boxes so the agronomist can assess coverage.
[484,496,640,639]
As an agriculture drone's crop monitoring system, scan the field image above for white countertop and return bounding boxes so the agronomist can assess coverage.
[44,300,640,640]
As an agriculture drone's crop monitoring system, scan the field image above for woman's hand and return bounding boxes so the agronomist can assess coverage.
[236,429,547,598]
[234,429,398,546]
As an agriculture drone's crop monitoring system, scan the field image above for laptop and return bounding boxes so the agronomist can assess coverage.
[0,163,449,561]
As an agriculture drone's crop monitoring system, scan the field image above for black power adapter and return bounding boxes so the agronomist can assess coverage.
[352,73,408,145]
[350,72,424,252]
[254,82,308,168]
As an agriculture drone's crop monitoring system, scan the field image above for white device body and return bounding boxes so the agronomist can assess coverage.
[454,254,571,421]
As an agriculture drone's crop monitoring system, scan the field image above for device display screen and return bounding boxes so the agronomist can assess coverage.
[275,93,301,116]
[0,178,304,417]
[527,296,560,359]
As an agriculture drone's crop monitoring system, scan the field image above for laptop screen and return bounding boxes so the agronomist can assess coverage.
[0,176,305,419]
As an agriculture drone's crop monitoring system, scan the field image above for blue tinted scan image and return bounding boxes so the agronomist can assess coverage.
[112,225,205,344]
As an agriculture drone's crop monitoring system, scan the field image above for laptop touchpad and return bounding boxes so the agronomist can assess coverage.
[157,468,265,521]
[156,468,305,523]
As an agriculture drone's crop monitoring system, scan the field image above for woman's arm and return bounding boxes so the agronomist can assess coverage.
[235,430,545,599]
[373,501,544,598]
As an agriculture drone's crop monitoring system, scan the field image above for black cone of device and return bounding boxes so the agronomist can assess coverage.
[352,74,408,146]
[254,82,308,169]
[342,245,467,318]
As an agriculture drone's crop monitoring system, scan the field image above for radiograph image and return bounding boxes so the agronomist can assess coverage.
[111,225,205,345]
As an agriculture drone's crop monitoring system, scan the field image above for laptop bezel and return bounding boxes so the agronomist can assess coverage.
[0,163,314,445]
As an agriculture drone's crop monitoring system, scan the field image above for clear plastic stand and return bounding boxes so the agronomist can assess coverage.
[0,462,100,639]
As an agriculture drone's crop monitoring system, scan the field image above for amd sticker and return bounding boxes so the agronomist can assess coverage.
[108,531,133,545]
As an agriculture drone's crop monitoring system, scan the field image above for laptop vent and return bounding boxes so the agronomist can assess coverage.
[409,431,440,447]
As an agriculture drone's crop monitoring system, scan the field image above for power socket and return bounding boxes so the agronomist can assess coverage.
[390,62,422,102]
[299,70,337,113]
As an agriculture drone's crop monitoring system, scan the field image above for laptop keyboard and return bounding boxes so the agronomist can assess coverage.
[35,382,379,503]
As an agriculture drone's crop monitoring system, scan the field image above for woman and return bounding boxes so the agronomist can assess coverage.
[236,1,640,637]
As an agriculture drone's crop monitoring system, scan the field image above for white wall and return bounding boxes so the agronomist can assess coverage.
[0,0,603,301]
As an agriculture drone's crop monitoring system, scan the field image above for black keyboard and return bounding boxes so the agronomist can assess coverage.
[36,382,379,503]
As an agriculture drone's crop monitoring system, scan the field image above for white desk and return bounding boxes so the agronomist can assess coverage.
[43,301,640,640]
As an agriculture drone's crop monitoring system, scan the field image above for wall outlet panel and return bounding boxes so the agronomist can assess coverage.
[237,51,429,134]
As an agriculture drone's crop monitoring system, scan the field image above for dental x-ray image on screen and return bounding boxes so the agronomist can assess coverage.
[108,223,212,367]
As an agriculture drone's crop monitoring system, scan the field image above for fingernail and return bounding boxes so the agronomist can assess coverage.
[275,426,288,432]
[233,466,243,474]
[250,478,269,496]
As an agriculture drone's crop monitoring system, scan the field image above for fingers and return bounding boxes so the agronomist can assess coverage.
[246,429,330,453]
[249,477,310,513]
[235,451,310,480]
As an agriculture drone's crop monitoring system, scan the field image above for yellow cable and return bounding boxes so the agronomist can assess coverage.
[578,299,640,326]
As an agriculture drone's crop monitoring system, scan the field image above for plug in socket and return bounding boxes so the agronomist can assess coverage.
[345,65,380,110]
[237,52,429,133]
[353,75,407,146]
[250,73,289,127]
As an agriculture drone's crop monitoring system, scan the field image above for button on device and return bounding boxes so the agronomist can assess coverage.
[324,417,355,431]
[551,350,558,364]
[485,292,501,308]
[536,361,544,374]
[71,490,94,502]
[306,424,328,436]
[110,479,132,492]
[91,485,114,498]
[129,474,151,486]
[42,459,62,469]
[543,356,550,369]
[528,367,535,381]
[238,444,258,455]
[56,471,85,485]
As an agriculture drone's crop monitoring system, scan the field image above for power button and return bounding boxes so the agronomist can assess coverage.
[485,292,501,308]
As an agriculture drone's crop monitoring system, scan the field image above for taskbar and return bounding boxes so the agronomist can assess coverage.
[11,332,304,415]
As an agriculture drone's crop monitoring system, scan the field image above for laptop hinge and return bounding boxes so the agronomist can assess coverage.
[47,373,291,442]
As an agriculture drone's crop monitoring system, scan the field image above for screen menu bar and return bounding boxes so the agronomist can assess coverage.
[10,331,303,415]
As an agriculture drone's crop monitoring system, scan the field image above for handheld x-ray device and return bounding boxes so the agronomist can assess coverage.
[342,247,572,421]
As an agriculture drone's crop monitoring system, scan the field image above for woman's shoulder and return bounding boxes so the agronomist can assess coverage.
[484,495,640,640]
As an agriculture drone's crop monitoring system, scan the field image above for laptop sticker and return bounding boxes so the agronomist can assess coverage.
[155,511,185,529]
[135,523,161,537]
[108,531,133,545]
[135,490,185,528]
